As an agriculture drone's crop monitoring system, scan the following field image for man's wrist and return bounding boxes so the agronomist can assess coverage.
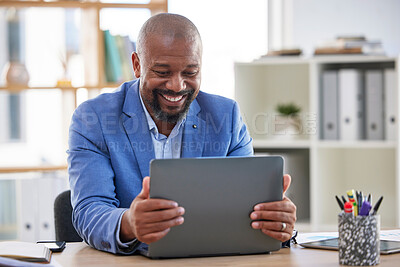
[115,210,141,254]
[120,209,136,242]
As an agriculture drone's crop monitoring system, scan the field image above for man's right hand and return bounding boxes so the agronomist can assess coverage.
[120,176,185,244]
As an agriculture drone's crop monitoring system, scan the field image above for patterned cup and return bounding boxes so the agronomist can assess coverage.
[338,213,380,266]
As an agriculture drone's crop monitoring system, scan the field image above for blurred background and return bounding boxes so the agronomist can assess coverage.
[0,0,399,242]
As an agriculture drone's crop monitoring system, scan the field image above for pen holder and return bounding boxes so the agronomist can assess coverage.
[338,213,380,266]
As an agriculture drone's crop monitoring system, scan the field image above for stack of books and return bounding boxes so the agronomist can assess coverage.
[103,30,136,84]
[256,48,302,60]
[314,36,384,55]
[0,241,52,264]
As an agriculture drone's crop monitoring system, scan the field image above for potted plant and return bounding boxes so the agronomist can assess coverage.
[274,102,302,137]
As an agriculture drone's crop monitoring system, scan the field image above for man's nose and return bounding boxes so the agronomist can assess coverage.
[166,74,186,92]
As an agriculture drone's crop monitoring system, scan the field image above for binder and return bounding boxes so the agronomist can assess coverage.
[321,70,339,140]
[365,70,384,140]
[18,179,38,242]
[338,69,364,140]
[384,69,397,141]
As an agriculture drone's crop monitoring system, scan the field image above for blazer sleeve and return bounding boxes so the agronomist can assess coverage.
[67,101,131,254]
[227,101,254,157]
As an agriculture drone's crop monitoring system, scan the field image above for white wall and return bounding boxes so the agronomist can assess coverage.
[169,0,269,99]
[291,0,400,56]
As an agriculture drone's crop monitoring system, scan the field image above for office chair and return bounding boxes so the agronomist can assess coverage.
[54,190,83,242]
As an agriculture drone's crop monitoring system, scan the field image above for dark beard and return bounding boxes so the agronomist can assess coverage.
[145,88,195,124]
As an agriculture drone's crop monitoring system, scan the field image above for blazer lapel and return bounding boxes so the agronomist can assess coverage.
[121,81,154,178]
[182,99,205,158]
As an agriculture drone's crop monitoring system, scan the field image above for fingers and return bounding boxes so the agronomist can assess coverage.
[251,209,295,224]
[140,228,170,244]
[133,205,185,243]
[253,197,296,215]
[251,220,294,242]
[260,229,293,243]
[135,198,179,212]
[137,176,150,200]
[283,174,291,195]
[141,206,185,222]
[251,197,297,242]
[139,215,184,236]
[252,197,296,223]
[131,193,185,244]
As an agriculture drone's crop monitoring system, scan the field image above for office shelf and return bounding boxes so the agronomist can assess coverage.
[0,165,67,175]
[316,140,397,149]
[253,139,311,149]
[235,55,400,231]
[0,0,168,242]
[0,0,167,10]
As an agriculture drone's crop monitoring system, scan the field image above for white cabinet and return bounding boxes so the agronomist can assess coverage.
[16,175,68,242]
[235,55,400,231]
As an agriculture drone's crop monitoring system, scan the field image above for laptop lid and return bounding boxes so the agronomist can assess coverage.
[147,156,283,258]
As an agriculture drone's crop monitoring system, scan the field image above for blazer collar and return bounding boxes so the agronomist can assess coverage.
[122,81,154,178]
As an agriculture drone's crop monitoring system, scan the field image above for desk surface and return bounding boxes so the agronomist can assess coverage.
[53,242,400,266]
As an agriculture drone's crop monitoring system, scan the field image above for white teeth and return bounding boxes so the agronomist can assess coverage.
[163,94,183,102]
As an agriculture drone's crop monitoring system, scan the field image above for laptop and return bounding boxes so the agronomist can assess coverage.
[142,156,284,258]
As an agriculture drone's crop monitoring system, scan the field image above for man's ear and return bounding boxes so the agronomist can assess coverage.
[132,52,141,78]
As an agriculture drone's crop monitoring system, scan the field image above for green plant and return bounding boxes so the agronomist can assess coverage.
[276,102,301,116]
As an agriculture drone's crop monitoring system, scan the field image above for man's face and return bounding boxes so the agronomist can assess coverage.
[132,34,202,124]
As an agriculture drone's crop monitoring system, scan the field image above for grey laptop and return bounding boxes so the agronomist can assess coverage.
[142,156,283,259]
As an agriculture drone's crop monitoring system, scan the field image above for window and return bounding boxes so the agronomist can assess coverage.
[169,0,269,99]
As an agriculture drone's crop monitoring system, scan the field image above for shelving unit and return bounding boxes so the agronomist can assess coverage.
[235,55,400,231]
[0,0,168,242]
[0,0,168,171]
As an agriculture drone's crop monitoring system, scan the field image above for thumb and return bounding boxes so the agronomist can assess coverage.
[283,174,291,196]
[137,176,150,199]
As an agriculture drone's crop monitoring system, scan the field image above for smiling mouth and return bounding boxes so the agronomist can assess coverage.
[161,94,184,102]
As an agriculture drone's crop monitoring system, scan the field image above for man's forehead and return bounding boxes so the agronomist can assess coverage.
[151,62,201,69]
[142,34,202,64]
[147,34,201,49]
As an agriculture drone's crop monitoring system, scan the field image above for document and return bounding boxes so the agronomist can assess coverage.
[0,241,52,263]
[339,69,364,140]
[384,69,397,141]
[365,70,384,140]
[321,70,339,140]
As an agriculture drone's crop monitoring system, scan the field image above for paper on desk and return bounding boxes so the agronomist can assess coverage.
[297,229,400,244]
[296,232,338,244]
[0,256,61,267]
[381,229,400,241]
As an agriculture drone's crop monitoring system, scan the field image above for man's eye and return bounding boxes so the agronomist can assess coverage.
[183,71,197,77]
[154,70,169,76]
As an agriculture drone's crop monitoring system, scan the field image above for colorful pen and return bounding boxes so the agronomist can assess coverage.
[353,201,358,216]
[341,195,347,205]
[347,190,356,202]
[344,202,353,214]
[335,195,344,210]
[359,200,372,216]
[347,190,357,216]
[370,196,383,215]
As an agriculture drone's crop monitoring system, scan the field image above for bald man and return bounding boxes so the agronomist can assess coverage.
[68,13,296,255]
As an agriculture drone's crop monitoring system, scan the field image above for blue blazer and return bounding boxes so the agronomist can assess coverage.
[67,80,253,254]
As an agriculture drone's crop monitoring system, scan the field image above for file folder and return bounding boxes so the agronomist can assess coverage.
[338,69,364,140]
[321,70,339,140]
[384,69,397,141]
[365,70,384,140]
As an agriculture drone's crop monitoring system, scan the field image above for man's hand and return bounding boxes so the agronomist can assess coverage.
[120,176,185,244]
[250,174,297,242]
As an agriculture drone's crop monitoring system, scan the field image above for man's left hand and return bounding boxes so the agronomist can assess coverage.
[250,174,297,242]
